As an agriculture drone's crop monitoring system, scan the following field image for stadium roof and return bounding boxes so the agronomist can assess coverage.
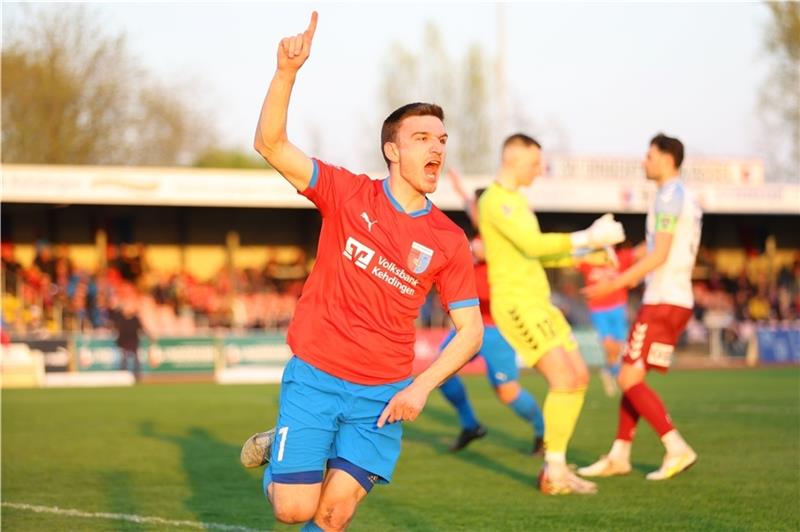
[2,163,798,215]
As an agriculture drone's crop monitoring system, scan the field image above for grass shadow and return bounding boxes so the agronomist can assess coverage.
[140,421,272,530]
[420,403,534,454]
[402,421,536,488]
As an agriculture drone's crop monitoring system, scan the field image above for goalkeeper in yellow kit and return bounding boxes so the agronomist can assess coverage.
[478,134,626,495]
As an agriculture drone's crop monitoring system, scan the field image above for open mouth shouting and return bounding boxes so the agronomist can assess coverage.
[424,159,442,180]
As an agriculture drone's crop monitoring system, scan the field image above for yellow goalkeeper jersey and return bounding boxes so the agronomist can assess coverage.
[477,182,574,303]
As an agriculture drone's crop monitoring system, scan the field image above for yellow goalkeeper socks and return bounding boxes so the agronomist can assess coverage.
[543,387,587,462]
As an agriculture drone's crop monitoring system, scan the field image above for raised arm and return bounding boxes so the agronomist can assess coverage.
[446,168,479,229]
[253,11,318,191]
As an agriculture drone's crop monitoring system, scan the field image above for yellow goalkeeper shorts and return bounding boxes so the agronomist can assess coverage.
[491,300,578,367]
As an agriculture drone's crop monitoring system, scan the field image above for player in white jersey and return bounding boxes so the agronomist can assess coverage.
[578,134,702,481]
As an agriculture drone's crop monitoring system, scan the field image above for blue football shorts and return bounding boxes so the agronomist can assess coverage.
[269,356,412,485]
[589,303,629,343]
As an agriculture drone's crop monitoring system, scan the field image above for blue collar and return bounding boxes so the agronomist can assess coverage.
[382,178,432,218]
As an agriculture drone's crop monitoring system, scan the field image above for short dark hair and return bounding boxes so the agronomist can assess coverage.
[650,133,684,169]
[381,102,445,167]
[503,133,541,150]
[474,187,487,203]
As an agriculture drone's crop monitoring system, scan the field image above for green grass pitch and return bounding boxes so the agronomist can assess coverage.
[2,368,798,531]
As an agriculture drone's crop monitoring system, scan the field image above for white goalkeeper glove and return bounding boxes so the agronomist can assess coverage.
[570,213,626,250]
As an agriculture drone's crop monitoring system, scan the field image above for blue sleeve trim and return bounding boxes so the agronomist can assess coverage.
[308,158,320,189]
[327,457,381,492]
[271,470,324,485]
[448,298,479,311]
[438,328,458,351]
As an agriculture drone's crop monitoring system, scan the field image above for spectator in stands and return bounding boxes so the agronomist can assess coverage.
[109,292,151,382]
[67,273,91,331]
[92,270,114,329]
[116,244,138,282]
[152,272,177,309]
[1,243,21,295]
[747,284,771,321]
[105,245,124,283]
[33,239,56,279]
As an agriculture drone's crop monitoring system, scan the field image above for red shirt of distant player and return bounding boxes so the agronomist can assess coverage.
[287,159,479,385]
[578,247,635,311]
[473,262,495,326]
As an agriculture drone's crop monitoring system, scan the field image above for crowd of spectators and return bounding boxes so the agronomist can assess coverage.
[1,240,307,337]
[692,247,799,323]
[2,240,797,352]
[689,247,799,355]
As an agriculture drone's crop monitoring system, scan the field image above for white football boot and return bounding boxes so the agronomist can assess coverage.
[240,428,276,468]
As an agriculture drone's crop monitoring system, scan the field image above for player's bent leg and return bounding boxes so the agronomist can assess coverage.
[259,357,342,519]
[562,347,591,389]
[270,480,322,524]
[483,325,544,449]
[603,337,622,366]
[495,381,544,454]
[439,375,487,451]
[308,462,372,531]
[600,338,621,396]
[579,361,645,477]
[617,360,647,391]
[495,380,521,404]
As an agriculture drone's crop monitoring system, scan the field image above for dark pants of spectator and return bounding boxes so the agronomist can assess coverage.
[120,349,141,382]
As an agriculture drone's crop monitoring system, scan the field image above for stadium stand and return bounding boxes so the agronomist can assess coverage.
[1,162,797,363]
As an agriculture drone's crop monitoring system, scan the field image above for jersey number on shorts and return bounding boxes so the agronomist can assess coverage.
[277,426,289,462]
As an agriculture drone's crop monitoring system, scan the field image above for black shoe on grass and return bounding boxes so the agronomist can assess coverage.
[449,424,488,452]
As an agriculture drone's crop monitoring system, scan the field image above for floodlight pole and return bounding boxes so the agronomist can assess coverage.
[495,3,509,147]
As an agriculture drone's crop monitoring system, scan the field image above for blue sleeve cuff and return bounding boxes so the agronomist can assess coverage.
[448,298,479,311]
[308,158,320,189]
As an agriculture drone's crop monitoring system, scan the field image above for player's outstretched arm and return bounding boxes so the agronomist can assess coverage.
[481,196,624,258]
[377,306,483,428]
[582,231,673,299]
[253,11,318,191]
[570,213,627,250]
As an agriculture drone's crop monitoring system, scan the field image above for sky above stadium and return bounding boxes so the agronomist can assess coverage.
[5,2,775,172]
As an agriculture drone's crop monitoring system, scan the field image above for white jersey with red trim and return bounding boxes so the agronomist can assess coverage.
[643,179,703,309]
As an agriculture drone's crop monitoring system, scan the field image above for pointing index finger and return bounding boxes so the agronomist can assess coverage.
[377,403,391,428]
[304,11,318,42]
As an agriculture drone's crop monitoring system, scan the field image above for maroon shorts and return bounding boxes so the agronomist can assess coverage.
[623,304,693,372]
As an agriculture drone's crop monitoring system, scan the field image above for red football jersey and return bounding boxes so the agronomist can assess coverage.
[578,247,635,311]
[286,159,479,385]
[473,262,495,326]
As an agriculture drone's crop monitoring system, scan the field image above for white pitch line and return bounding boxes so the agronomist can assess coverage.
[1,501,264,531]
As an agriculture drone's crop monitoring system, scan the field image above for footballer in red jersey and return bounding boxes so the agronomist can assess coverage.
[577,246,635,395]
[238,12,483,531]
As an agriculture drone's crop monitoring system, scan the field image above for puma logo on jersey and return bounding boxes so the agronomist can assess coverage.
[343,236,375,270]
[360,211,378,232]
